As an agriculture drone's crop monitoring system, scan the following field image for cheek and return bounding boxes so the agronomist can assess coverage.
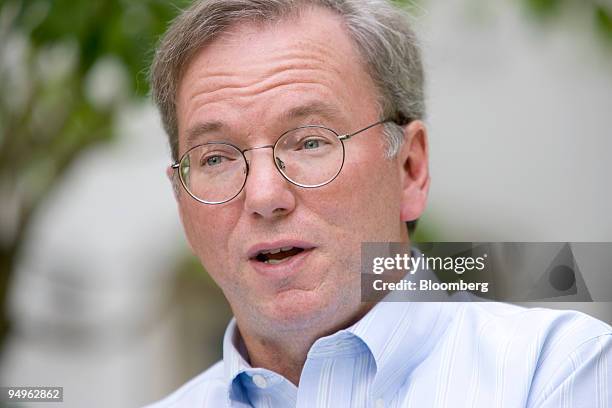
[178,196,236,266]
[351,171,402,239]
[305,155,402,242]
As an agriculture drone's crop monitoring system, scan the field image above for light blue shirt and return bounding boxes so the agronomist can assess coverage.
[146,300,611,407]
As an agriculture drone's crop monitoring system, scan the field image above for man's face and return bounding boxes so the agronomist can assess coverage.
[173,8,426,334]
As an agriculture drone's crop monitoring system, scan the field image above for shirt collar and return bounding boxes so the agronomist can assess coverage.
[222,302,455,402]
[222,319,252,403]
[346,246,457,397]
[347,300,455,398]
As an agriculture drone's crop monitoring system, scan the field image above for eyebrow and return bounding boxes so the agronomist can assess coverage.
[280,101,343,123]
[185,121,226,147]
[184,101,344,147]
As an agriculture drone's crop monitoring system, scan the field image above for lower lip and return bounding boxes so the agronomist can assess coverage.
[248,248,314,279]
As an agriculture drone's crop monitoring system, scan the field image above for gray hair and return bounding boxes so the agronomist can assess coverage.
[150,0,426,162]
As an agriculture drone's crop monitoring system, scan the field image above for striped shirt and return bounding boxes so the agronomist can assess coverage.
[146,301,611,407]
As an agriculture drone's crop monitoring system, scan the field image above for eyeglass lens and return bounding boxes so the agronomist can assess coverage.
[179,127,344,204]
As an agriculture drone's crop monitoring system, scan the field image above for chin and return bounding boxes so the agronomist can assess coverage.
[261,288,339,330]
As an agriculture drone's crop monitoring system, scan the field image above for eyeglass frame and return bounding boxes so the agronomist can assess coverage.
[171,118,406,205]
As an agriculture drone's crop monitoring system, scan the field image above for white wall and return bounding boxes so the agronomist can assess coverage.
[418,0,612,241]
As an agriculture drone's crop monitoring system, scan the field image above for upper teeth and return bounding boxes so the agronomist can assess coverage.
[260,246,294,255]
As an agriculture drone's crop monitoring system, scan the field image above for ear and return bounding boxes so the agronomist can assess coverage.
[397,120,430,222]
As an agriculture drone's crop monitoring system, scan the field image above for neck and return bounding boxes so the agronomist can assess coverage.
[236,302,375,385]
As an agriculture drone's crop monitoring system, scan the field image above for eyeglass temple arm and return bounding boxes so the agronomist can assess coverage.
[338,119,395,141]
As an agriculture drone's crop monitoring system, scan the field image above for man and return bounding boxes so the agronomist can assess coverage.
[147,0,611,406]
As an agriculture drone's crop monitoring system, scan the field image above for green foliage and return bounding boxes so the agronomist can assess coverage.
[25,0,190,96]
[523,0,612,47]
[0,0,191,248]
[0,0,190,344]
[524,0,565,18]
[595,5,612,45]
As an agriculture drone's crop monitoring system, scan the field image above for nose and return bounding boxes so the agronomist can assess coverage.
[242,147,296,219]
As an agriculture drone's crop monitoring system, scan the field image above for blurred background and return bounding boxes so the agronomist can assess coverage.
[0,0,611,406]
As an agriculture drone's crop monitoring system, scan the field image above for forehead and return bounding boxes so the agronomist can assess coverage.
[175,6,380,147]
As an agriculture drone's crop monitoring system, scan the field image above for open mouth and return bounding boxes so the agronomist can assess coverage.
[253,246,306,265]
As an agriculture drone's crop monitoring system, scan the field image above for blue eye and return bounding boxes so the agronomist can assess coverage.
[303,139,320,149]
[205,155,224,166]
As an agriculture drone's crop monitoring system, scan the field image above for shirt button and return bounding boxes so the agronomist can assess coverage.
[375,398,385,408]
[252,374,268,389]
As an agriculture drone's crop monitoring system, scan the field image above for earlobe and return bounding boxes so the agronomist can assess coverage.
[398,120,430,222]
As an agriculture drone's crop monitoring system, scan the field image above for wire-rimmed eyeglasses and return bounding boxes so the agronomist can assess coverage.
[171,119,397,204]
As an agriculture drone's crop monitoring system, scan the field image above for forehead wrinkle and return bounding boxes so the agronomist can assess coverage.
[181,32,350,109]
[187,73,336,116]
[182,64,342,131]
[184,51,344,104]
[180,80,342,149]
[210,31,343,70]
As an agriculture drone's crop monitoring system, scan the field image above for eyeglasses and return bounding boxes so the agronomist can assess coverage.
[171,119,395,204]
